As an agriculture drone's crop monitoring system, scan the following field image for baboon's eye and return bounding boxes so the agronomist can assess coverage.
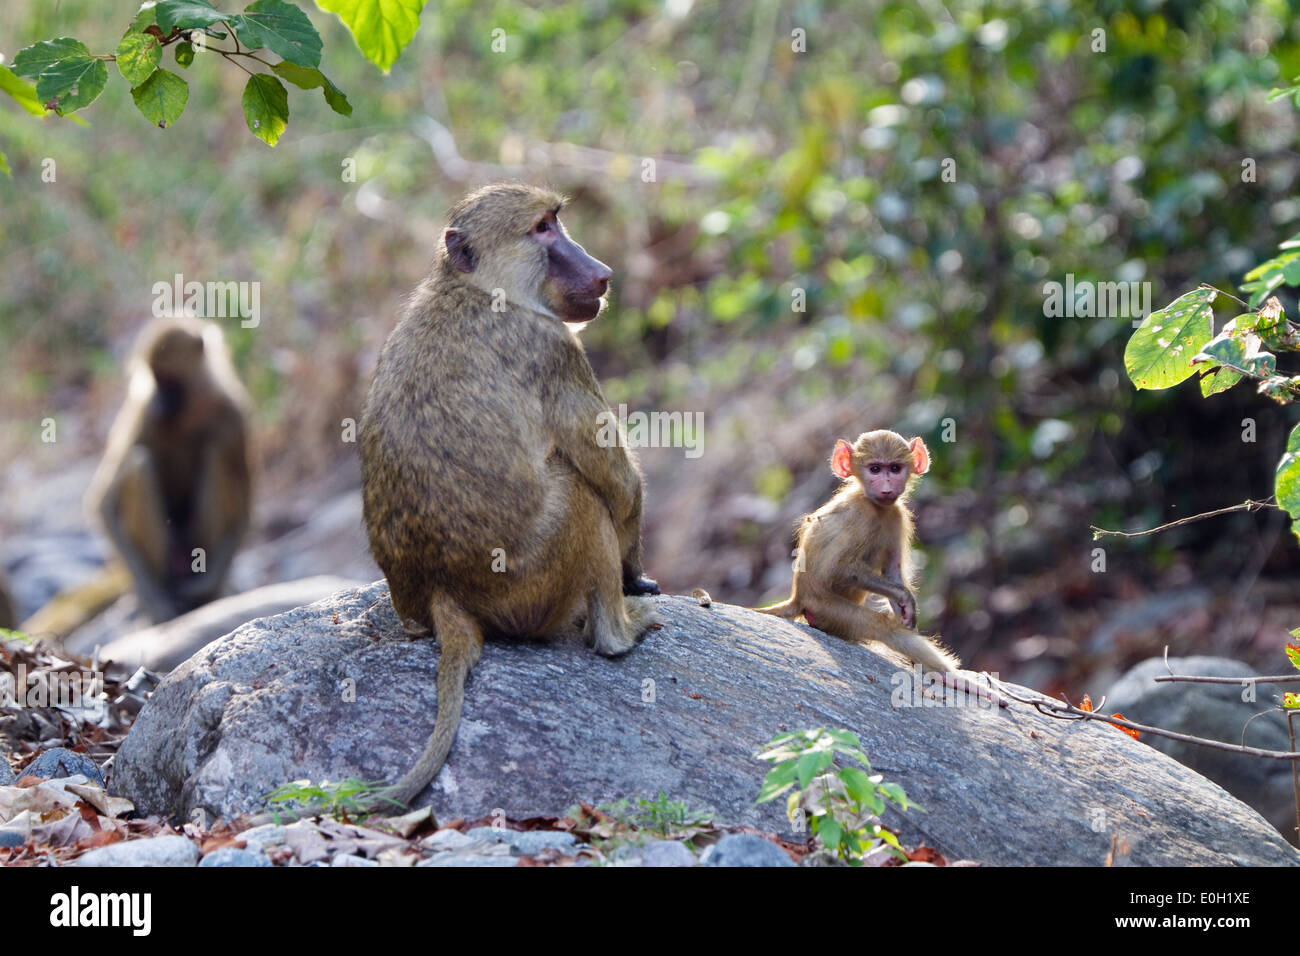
[534,219,551,234]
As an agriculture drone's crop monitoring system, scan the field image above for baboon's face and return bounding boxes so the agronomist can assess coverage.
[530,209,613,322]
[443,186,613,322]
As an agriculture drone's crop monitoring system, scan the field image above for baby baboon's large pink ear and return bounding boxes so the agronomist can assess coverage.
[831,439,854,478]
[909,437,930,475]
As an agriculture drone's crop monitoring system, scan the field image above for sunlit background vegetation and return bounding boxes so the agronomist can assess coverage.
[4,0,1300,693]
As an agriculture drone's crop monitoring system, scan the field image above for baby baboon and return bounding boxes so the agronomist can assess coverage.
[85,317,253,624]
[758,429,960,674]
[360,181,659,811]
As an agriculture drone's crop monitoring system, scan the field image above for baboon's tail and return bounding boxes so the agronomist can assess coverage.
[374,595,483,810]
[240,595,483,828]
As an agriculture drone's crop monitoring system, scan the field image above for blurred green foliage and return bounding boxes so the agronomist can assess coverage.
[4,0,1300,594]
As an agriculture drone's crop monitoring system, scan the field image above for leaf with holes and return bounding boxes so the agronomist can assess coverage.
[1124,287,1217,390]
[235,0,322,67]
[1195,329,1276,380]
[131,68,189,127]
[242,73,289,145]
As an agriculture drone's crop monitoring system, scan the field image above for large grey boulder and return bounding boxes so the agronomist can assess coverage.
[71,576,367,671]
[1107,655,1298,844]
[112,582,1298,866]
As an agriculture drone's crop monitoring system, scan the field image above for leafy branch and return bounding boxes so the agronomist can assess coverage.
[0,0,428,156]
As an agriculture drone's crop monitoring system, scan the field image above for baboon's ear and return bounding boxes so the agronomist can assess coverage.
[445,228,476,274]
[909,437,930,475]
[831,439,854,479]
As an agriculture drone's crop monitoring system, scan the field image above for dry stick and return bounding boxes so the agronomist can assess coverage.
[1153,673,1300,685]
[1091,498,1278,540]
[996,685,1300,760]
[1290,712,1300,844]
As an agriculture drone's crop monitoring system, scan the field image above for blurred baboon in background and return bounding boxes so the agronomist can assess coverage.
[84,316,253,624]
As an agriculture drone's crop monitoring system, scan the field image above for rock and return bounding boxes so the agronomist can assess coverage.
[421,828,474,852]
[113,583,1300,866]
[283,822,329,864]
[75,835,199,867]
[200,847,271,867]
[331,853,379,867]
[2,522,106,620]
[418,852,518,867]
[640,839,698,867]
[77,576,368,670]
[234,823,286,852]
[1107,656,1298,844]
[0,761,14,786]
[0,829,25,848]
[20,748,105,788]
[799,849,849,867]
[701,833,796,867]
[463,826,576,855]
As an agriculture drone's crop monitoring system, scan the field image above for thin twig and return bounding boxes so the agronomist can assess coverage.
[1289,712,1300,843]
[1091,498,1279,539]
[1153,673,1300,685]
[996,685,1300,760]
[1198,282,1248,309]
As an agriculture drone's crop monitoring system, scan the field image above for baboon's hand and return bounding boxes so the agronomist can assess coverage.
[623,574,660,596]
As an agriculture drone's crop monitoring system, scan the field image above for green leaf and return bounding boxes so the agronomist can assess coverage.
[12,38,107,114]
[817,816,843,850]
[11,38,80,79]
[242,74,289,144]
[131,68,189,127]
[1276,423,1300,545]
[838,767,877,806]
[822,728,863,750]
[0,148,9,177]
[271,60,352,114]
[41,60,107,114]
[236,0,322,67]
[130,3,160,31]
[1198,366,1242,398]
[156,0,231,32]
[314,0,427,73]
[795,750,832,789]
[1286,639,1300,671]
[117,30,162,85]
[174,41,196,67]
[1195,330,1276,380]
[755,761,798,804]
[878,781,918,811]
[1244,252,1300,281]
[0,66,45,116]
[1124,287,1217,390]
